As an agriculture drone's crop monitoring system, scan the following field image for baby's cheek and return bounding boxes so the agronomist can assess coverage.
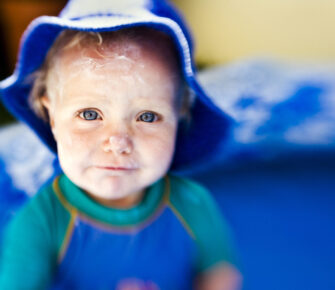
[58,131,80,150]
[56,130,96,177]
[56,128,95,161]
[138,127,176,162]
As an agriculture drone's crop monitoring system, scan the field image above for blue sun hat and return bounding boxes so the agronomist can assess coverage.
[0,0,232,172]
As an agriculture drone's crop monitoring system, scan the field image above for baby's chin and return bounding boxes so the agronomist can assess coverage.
[75,171,138,192]
[61,161,168,206]
[79,177,148,208]
[66,169,154,205]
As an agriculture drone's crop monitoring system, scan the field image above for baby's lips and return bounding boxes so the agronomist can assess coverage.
[95,165,139,171]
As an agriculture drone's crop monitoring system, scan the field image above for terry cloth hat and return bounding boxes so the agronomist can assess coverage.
[0,0,231,172]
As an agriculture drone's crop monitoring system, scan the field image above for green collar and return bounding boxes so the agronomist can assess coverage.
[53,174,169,228]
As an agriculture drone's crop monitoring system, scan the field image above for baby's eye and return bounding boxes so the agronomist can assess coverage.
[79,110,101,121]
[137,112,159,123]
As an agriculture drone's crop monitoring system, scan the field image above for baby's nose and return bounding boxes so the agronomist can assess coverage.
[103,134,133,154]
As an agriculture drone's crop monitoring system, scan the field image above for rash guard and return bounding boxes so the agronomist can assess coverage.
[0,174,237,289]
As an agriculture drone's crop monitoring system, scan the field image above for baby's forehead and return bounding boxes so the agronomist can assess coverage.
[45,29,183,107]
[58,30,179,74]
[53,32,181,97]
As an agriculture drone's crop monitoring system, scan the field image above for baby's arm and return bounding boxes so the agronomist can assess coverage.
[169,176,242,290]
[195,263,242,290]
[0,187,59,289]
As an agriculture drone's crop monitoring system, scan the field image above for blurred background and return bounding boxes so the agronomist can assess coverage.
[0,0,66,124]
[175,0,335,64]
[0,1,334,290]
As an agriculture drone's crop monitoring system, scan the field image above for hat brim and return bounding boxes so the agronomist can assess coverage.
[0,13,232,173]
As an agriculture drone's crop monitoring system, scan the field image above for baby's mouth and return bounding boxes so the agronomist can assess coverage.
[97,166,136,170]
[93,166,139,177]
[93,159,139,173]
[94,165,139,172]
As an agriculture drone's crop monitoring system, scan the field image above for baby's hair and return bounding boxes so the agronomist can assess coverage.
[28,27,194,122]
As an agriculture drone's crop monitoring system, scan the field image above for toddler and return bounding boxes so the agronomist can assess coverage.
[0,0,241,289]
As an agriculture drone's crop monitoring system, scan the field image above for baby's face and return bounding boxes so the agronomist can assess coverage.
[46,38,180,207]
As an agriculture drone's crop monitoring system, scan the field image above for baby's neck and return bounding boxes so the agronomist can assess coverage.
[85,189,145,209]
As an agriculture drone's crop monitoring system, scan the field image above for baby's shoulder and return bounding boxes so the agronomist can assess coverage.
[18,179,62,218]
[7,176,69,236]
[167,175,226,237]
[167,175,218,214]
[167,175,236,271]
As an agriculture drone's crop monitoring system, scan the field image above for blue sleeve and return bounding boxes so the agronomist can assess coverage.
[169,175,239,272]
[0,185,70,289]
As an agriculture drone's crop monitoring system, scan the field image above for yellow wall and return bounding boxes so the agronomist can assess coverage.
[172,0,335,65]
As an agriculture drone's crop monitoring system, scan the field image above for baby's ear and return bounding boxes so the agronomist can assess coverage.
[40,96,55,129]
[41,95,50,109]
